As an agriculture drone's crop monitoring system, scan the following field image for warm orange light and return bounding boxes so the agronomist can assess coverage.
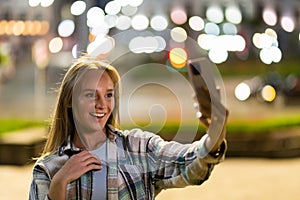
[5,20,15,35]
[39,21,50,35]
[13,21,25,36]
[0,20,8,35]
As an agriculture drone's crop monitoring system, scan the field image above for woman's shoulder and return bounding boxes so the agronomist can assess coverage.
[33,152,69,177]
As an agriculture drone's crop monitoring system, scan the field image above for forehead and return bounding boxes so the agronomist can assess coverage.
[77,70,114,90]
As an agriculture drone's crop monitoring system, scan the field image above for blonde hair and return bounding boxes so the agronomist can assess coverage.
[42,56,120,156]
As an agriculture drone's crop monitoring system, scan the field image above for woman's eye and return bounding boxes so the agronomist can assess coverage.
[85,93,96,98]
[105,93,114,98]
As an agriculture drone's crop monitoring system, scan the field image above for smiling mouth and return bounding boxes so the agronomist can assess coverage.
[90,112,105,118]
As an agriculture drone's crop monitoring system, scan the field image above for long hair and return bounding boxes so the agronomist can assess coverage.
[42,56,120,156]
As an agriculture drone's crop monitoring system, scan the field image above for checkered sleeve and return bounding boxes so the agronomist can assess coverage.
[146,133,226,190]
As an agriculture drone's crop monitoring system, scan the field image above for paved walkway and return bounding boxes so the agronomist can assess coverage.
[1,158,300,200]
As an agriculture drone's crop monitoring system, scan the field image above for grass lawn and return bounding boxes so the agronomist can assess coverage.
[0,118,46,137]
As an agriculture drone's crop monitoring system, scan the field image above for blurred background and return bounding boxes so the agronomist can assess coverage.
[0,0,300,199]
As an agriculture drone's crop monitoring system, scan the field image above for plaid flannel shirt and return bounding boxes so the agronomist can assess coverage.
[29,125,226,200]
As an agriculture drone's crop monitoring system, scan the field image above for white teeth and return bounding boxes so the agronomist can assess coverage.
[91,113,105,117]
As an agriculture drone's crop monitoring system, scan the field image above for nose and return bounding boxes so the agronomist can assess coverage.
[95,96,106,109]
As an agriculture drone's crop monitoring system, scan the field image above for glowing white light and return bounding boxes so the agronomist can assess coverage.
[265,28,277,39]
[259,48,273,64]
[29,0,40,7]
[280,16,295,32]
[222,35,246,51]
[233,35,246,51]
[105,1,121,15]
[90,23,109,36]
[170,7,187,25]
[253,33,274,49]
[270,46,282,63]
[72,44,78,58]
[116,15,131,30]
[189,16,204,31]
[263,7,277,26]
[129,36,158,53]
[170,27,187,43]
[235,82,251,101]
[128,0,144,7]
[49,37,63,53]
[154,36,166,52]
[197,34,217,50]
[41,0,54,7]
[129,36,166,53]
[225,5,242,24]
[87,7,105,28]
[71,1,86,16]
[151,15,168,31]
[129,36,144,53]
[131,15,149,30]
[204,22,220,35]
[206,5,224,24]
[104,15,118,28]
[87,35,115,57]
[58,20,75,37]
[208,48,228,64]
[115,0,128,7]
[121,5,138,16]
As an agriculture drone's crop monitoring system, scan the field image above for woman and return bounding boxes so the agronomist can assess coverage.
[29,56,227,200]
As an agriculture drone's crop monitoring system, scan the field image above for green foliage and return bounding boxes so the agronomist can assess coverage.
[0,118,46,136]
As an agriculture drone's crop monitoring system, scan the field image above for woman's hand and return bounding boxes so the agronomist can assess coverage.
[194,86,229,154]
[48,150,102,200]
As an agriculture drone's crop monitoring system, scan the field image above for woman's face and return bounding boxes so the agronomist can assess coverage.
[72,70,115,134]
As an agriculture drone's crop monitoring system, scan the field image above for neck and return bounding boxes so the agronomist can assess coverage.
[73,129,107,150]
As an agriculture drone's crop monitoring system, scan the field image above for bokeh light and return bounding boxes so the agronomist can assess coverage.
[169,47,187,68]
[261,85,276,102]
[280,16,295,32]
[49,37,63,53]
[170,7,187,25]
[204,22,220,35]
[41,0,55,7]
[131,14,149,30]
[129,36,166,54]
[225,5,242,24]
[170,27,187,43]
[116,15,131,30]
[235,82,251,101]
[87,7,105,28]
[70,1,86,16]
[188,16,204,31]
[206,5,224,24]
[87,35,115,57]
[105,1,121,15]
[58,20,75,37]
[263,7,277,26]
[121,5,138,16]
[150,15,168,31]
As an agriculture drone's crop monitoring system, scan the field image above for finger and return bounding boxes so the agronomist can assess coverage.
[74,151,101,163]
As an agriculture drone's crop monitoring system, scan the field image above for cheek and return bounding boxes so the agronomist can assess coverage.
[73,98,89,116]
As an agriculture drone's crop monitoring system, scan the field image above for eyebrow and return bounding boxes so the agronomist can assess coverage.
[82,88,114,92]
